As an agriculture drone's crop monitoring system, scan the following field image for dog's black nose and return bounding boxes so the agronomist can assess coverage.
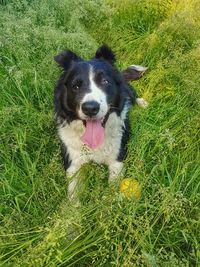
[82,101,100,117]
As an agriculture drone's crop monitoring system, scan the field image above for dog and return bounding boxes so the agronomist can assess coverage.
[54,45,147,200]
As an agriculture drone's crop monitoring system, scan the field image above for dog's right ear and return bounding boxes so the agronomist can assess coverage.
[95,45,116,65]
[54,50,81,69]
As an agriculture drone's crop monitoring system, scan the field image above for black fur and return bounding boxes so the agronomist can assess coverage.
[54,50,82,69]
[117,116,130,162]
[61,142,71,170]
[95,44,116,65]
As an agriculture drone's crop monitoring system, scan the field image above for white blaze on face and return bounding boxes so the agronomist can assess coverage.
[78,66,108,120]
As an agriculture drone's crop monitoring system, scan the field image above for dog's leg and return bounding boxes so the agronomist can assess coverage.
[68,176,78,198]
[67,165,80,198]
[61,144,81,203]
[108,161,123,183]
[67,169,80,206]
[67,155,87,205]
[67,172,80,206]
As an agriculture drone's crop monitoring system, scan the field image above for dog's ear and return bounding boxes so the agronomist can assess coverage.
[54,50,81,69]
[95,45,116,65]
[122,65,147,81]
[113,72,136,112]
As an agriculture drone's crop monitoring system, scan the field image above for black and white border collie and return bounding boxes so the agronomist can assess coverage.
[54,45,147,199]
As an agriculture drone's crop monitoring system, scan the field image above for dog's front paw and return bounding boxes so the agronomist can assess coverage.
[67,165,81,205]
[108,161,123,184]
[67,164,80,177]
[67,177,80,206]
[68,177,77,197]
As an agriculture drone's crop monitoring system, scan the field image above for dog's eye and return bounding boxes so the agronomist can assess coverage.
[72,84,79,90]
[102,78,109,85]
[72,80,82,91]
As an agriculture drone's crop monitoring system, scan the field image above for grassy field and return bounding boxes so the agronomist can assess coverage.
[0,0,200,266]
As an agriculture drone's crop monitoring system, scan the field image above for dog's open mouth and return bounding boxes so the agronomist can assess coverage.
[81,119,105,149]
[80,111,110,149]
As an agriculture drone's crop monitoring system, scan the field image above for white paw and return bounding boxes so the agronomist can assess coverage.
[68,178,80,206]
[136,98,148,108]
[109,161,123,183]
[67,164,80,177]
[68,178,77,196]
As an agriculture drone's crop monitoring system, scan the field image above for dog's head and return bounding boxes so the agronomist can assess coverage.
[54,45,146,123]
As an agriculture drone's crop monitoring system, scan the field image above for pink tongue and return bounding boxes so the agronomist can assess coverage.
[81,120,105,149]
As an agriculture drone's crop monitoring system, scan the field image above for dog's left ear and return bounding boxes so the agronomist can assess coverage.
[54,50,82,69]
[122,65,147,81]
[95,45,116,65]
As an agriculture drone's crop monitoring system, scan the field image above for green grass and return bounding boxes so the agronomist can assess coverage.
[0,0,200,266]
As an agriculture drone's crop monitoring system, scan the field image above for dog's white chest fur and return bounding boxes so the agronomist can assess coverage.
[58,112,124,167]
